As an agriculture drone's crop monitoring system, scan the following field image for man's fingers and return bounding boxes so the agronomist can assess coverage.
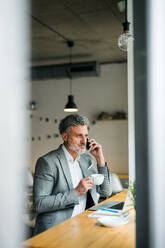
[82,177,94,187]
[84,177,94,185]
[89,139,96,143]
[88,139,102,151]
[84,176,93,181]
[76,177,94,196]
[90,144,100,151]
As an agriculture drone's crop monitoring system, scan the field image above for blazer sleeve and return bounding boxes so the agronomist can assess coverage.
[96,163,112,197]
[33,157,79,214]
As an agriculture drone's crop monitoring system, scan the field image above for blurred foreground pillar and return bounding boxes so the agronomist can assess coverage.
[0,1,30,247]
[134,0,165,247]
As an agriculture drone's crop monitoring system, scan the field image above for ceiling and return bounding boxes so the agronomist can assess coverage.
[31,0,127,66]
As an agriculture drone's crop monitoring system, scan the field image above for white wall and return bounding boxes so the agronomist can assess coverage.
[30,63,128,174]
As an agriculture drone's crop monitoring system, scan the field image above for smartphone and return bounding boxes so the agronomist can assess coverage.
[86,138,90,150]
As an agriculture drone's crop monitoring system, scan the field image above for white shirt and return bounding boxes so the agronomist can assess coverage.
[62,145,87,217]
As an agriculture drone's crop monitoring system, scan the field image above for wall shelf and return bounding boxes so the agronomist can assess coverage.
[96,119,128,122]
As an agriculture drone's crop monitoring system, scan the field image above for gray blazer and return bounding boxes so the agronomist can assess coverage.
[33,145,112,235]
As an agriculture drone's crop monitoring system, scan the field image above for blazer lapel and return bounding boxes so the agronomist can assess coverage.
[78,155,97,204]
[78,156,90,178]
[56,145,74,190]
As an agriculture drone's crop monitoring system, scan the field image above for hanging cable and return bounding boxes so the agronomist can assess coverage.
[31,14,73,44]
[64,39,78,112]
[31,13,77,112]
[125,0,127,22]
[67,40,74,94]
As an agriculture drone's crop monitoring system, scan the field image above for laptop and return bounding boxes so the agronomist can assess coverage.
[89,191,132,211]
[89,201,124,211]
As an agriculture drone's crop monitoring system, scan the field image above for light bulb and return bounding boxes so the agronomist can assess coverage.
[118,31,134,52]
[64,108,78,112]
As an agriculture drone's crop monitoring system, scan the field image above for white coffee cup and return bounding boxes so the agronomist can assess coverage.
[90,174,104,185]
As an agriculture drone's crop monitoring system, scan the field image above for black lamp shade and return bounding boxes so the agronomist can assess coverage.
[64,95,78,112]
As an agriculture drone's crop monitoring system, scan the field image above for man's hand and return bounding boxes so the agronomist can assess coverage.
[88,139,105,166]
[75,177,94,196]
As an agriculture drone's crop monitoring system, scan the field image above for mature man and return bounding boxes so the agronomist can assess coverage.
[33,114,112,235]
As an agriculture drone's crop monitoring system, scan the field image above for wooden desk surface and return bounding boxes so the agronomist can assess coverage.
[117,174,129,179]
[22,190,135,248]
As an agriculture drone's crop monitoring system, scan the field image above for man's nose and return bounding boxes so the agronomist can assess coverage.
[81,136,86,144]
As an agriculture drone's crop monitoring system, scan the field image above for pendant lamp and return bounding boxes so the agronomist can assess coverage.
[64,40,78,112]
[118,0,134,52]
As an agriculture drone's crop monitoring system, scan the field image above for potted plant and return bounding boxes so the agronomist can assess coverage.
[129,181,136,210]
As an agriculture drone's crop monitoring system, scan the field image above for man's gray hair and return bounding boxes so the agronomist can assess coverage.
[59,114,89,134]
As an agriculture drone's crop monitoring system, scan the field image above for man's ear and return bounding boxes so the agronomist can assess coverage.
[61,132,68,142]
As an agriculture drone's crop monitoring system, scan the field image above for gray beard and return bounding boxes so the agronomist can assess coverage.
[69,145,86,155]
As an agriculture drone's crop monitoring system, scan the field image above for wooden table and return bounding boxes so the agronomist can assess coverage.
[117,174,129,179]
[22,190,135,248]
